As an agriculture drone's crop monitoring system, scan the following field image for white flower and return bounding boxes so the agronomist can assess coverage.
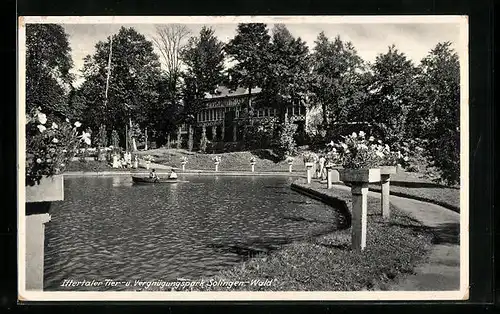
[403,156,409,162]
[60,163,65,167]
[51,122,58,129]
[80,131,91,145]
[37,125,46,133]
[65,118,70,123]
[384,144,390,151]
[378,140,382,144]
[359,131,365,137]
[340,143,348,150]
[351,132,357,138]
[52,138,59,143]
[331,147,337,153]
[369,136,375,142]
[327,141,335,147]
[37,113,47,125]
[74,121,82,128]
[36,158,42,163]
[375,151,385,158]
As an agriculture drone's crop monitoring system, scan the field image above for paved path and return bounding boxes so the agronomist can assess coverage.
[293,179,462,291]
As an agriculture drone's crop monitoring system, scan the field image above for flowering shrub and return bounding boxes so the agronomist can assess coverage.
[25,107,91,186]
[324,148,342,167]
[180,156,188,164]
[327,131,383,169]
[302,152,318,163]
[286,156,295,164]
[212,156,221,163]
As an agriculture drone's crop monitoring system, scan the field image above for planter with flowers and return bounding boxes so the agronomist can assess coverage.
[302,152,318,183]
[142,155,155,169]
[25,108,91,205]
[24,107,91,290]
[249,156,256,172]
[180,156,188,171]
[212,156,221,172]
[286,156,295,173]
[327,131,384,252]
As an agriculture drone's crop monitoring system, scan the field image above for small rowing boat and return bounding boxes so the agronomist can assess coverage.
[131,176,186,184]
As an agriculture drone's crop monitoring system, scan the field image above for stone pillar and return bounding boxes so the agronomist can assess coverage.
[232,124,237,142]
[351,184,369,252]
[305,163,313,184]
[221,123,225,142]
[211,125,217,141]
[25,213,51,290]
[326,167,333,189]
[289,164,293,173]
[381,174,391,220]
[251,163,255,172]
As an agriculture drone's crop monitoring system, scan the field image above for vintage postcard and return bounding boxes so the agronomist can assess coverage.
[18,15,469,301]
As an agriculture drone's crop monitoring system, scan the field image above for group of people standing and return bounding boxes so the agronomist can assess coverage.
[314,155,328,180]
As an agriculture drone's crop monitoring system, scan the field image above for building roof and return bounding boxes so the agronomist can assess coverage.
[204,86,262,99]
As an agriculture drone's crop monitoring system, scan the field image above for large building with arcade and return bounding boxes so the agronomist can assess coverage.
[179,86,310,146]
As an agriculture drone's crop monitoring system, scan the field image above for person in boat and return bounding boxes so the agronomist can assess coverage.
[149,169,158,179]
[169,169,178,180]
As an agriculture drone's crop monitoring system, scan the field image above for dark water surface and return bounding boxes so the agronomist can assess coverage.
[44,175,346,290]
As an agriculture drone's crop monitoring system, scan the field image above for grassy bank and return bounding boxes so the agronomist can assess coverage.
[369,170,460,212]
[65,160,131,172]
[136,179,434,292]
[134,148,304,172]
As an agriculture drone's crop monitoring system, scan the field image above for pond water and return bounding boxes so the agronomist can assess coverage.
[44,175,347,291]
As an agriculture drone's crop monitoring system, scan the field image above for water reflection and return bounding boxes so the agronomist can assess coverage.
[44,176,346,291]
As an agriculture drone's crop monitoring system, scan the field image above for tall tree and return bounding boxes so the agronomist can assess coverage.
[416,42,460,185]
[180,26,225,124]
[152,24,191,91]
[367,45,420,144]
[260,24,311,123]
[310,33,368,130]
[225,23,271,109]
[77,27,162,148]
[26,24,74,119]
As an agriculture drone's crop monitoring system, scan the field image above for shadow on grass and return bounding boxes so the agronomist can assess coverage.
[251,149,281,163]
[390,222,460,245]
[389,180,459,190]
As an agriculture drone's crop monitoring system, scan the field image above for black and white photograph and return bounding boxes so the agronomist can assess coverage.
[18,16,468,301]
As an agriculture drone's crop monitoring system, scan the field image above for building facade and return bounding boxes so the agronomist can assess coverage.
[192,86,309,144]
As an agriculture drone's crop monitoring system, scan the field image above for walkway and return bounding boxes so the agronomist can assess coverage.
[292,179,461,291]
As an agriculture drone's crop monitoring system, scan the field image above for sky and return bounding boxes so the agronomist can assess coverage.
[60,22,464,87]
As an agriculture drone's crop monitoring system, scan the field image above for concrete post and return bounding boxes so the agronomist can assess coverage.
[351,184,369,251]
[327,168,333,189]
[25,213,51,290]
[215,163,219,172]
[289,164,293,173]
[182,164,186,171]
[381,174,391,219]
[251,164,255,172]
[306,165,313,183]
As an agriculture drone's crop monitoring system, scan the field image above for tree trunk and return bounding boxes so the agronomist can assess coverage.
[176,126,182,149]
[167,133,171,149]
[145,127,148,151]
[188,125,194,151]
[322,102,328,129]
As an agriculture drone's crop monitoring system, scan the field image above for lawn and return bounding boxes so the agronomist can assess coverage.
[134,179,435,292]
[368,170,460,212]
[134,148,306,172]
